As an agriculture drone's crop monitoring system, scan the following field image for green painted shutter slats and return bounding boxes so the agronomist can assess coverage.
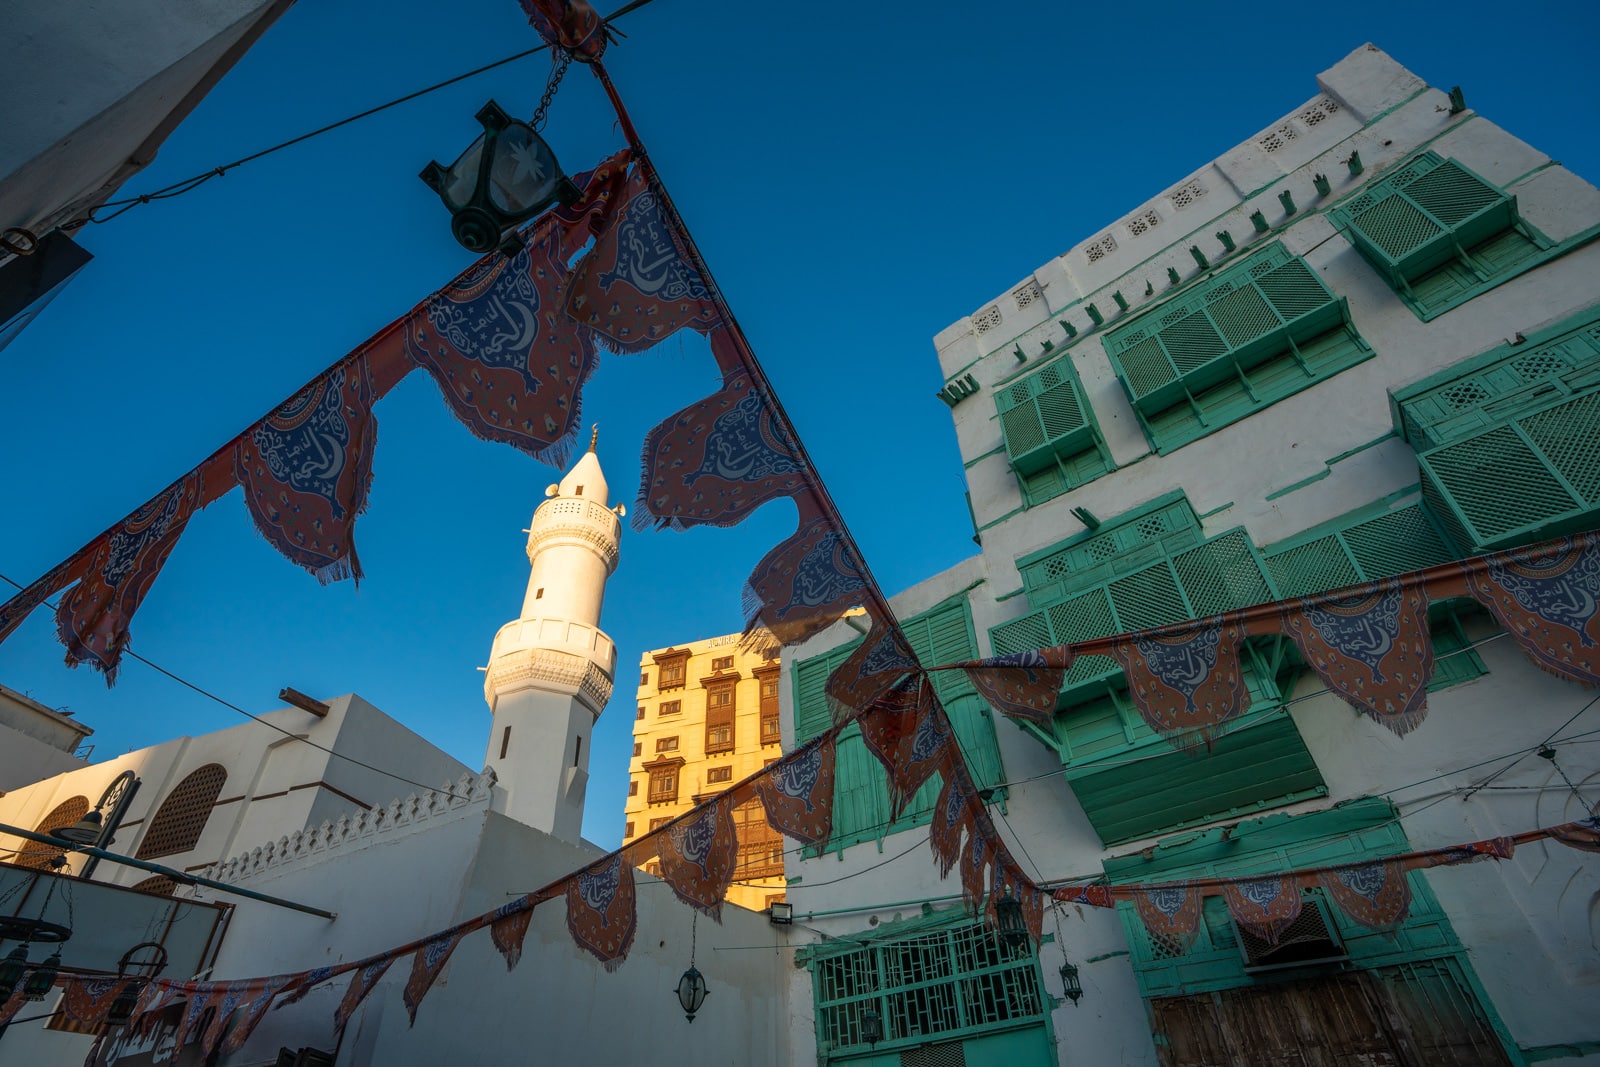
[1103,244,1348,418]
[792,598,1004,852]
[1330,153,1520,286]
[995,363,1097,476]
[1263,503,1453,598]
[1419,391,1600,551]
[1017,496,1201,604]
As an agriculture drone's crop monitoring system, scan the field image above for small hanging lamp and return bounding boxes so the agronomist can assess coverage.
[994,887,1030,953]
[861,1005,884,1046]
[22,950,61,1000]
[1059,959,1083,1005]
[675,911,708,1022]
[420,100,580,256]
[0,945,29,1001]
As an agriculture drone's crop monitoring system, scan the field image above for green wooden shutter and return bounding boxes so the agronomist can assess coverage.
[1330,153,1519,287]
[1263,504,1454,597]
[1418,391,1600,551]
[995,361,1098,476]
[1103,244,1347,418]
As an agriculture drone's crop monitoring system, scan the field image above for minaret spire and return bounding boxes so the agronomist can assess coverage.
[481,444,620,842]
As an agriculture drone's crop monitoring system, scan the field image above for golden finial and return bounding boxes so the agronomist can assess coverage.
[589,424,599,452]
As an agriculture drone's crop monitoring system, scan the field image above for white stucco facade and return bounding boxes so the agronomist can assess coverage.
[781,45,1600,1067]
[0,682,91,792]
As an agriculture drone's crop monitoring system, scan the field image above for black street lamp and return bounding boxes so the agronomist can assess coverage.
[52,770,139,881]
[1059,959,1083,1006]
[20,951,59,1000]
[0,946,27,1002]
[860,1006,884,1046]
[676,964,707,1022]
[420,100,580,256]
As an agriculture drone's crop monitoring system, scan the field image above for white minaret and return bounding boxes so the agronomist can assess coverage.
[483,428,621,842]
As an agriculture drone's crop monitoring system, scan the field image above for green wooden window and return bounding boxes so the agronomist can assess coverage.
[991,526,1277,694]
[1329,151,1553,321]
[1103,243,1370,453]
[1104,798,1507,1044]
[1015,492,1201,607]
[1032,641,1325,845]
[1262,499,1488,689]
[995,359,1113,506]
[810,916,1048,1060]
[793,598,1004,853]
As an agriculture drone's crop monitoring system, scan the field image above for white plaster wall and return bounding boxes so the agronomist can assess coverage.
[203,805,792,1066]
[0,0,292,237]
[0,726,87,793]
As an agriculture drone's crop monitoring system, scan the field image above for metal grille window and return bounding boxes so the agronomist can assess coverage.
[812,920,1045,1058]
[1102,242,1369,453]
[136,764,227,860]
[16,796,89,871]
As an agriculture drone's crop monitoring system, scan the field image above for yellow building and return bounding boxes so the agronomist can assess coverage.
[622,632,786,912]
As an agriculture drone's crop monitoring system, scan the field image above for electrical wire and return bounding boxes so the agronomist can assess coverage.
[0,572,468,802]
[67,0,660,229]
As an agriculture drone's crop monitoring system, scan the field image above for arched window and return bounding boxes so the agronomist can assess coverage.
[136,764,228,860]
[15,796,89,870]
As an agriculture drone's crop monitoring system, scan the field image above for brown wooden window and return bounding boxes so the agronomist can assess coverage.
[711,655,734,672]
[624,822,635,839]
[705,680,736,754]
[734,799,785,879]
[645,759,683,803]
[653,650,689,691]
[650,817,671,831]
[707,766,733,784]
[636,705,645,720]
[656,736,679,753]
[633,742,642,757]
[16,796,89,871]
[646,860,662,876]
[659,699,681,717]
[137,764,227,860]
[640,671,649,686]
[628,781,638,797]
[757,664,781,746]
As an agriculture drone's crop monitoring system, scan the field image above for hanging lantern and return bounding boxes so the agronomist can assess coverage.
[861,1006,884,1046]
[994,888,1030,953]
[1059,959,1083,1005]
[107,979,144,1027]
[22,950,60,1000]
[675,964,707,1022]
[53,808,104,845]
[0,945,28,1001]
[419,100,581,256]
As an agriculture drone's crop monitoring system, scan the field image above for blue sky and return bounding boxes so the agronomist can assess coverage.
[2,0,1597,847]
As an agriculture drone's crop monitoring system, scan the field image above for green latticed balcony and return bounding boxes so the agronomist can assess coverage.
[1329,152,1524,290]
[1104,243,1349,419]
[996,361,1098,477]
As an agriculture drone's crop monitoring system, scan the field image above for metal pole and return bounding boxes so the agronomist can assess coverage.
[81,771,139,882]
[0,822,335,921]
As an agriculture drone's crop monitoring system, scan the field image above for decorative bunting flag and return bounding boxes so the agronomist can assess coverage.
[220,977,290,1056]
[566,163,720,353]
[1547,815,1600,853]
[565,853,638,971]
[1318,860,1412,932]
[1281,578,1434,736]
[855,675,925,813]
[518,0,612,61]
[274,965,336,1009]
[1462,534,1600,687]
[235,361,378,584]
[893,686,957,817]
[991,859,1046,944]
[170,984,216,1055]
[961,647,1073,729]
[1220,876,1305,946]
[825,618,917,726]
[58,976,131,1029]
[1428,836,1517,865]
[403,929,469,1025]
[754,736,837,847]
[198,980,257,1057]
[334,957,394,1036]
[1052,884,1114,908]
[929,760,973,878]
[657,797,740,921]
[634,358,806,531]
[405,224,600,465]
[0,557,76,645]
[742,496,867,647]
[0,988,27,1027]
[1128,883,1204,955]
[959,818,997,910]
[1111,619,1250,749]
[54,471,204,683]
[490,896,538,971]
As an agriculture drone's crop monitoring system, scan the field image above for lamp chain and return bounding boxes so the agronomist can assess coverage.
[531,52,572,130]
[690,910,698,967]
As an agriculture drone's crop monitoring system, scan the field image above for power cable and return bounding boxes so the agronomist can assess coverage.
[65,0,659,229]
[0,572,468,802]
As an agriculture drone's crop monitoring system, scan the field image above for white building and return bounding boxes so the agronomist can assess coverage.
[778,45,1600,1067]
[0,443,793,1066]
[0,683,92,792]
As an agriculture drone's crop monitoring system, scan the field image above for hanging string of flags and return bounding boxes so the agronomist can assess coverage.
[4,0,1597,1057]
